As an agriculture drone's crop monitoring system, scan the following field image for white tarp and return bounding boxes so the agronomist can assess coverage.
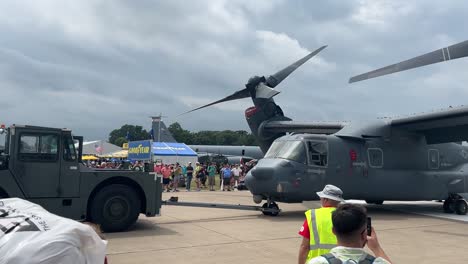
[0,198,107,264]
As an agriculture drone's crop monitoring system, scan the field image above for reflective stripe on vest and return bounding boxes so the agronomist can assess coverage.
[305,207,337,261]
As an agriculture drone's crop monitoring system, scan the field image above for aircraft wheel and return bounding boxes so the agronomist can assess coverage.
[443,199,455,214]
[455,200,468,215]
[268,202,280,216]
[261,202,279,216]
[90,184,141,232]
[262,203,272,216]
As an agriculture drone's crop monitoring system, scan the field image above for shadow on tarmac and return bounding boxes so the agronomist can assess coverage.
[365,206,414,221]
[258,210,304,222]
[106,219,178,239]
[157,215,261,225]
[261,205,416,222]
[111,201,449,237]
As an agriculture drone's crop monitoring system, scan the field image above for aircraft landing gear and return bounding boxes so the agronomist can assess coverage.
[455,200,468,215]
[443,194,468,215]
[262,198,280,216]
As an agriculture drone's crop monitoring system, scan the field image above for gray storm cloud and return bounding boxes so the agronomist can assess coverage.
[1,0,468,140]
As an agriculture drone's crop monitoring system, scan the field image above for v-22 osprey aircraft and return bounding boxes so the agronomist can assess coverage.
[185,40,468,216]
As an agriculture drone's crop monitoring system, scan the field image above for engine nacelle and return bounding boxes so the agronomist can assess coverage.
[245,103,289,153]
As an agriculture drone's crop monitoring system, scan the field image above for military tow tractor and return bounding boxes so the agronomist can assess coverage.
[0,124,162,232]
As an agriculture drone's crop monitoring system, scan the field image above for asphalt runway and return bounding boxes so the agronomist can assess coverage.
[106,191,468,263]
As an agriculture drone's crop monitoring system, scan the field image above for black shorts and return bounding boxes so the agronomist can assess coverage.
[223,178,231,183]
[163,178,171,185]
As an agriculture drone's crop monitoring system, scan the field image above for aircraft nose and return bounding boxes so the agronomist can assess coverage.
[245,158,296,197]
[250,166,274,180]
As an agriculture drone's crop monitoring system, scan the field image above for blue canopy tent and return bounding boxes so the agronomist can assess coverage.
[152,142,198,165]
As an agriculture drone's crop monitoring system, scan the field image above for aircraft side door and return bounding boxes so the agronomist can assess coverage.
[304,140,329,190]
[13,131,61,198]
[59,133,81,197]
[367,147,384,168]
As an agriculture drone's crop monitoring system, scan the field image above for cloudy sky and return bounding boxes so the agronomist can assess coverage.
[1,0,468,140]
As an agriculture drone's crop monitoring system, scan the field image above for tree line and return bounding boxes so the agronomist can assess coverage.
[108,122,258,147]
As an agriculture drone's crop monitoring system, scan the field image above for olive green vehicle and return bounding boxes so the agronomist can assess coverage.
[0,124,162,232]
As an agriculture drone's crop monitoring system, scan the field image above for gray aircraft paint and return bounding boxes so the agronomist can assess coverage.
[189,145,263,160]
[185,40,468,214]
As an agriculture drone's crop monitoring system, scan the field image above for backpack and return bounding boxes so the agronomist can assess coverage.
[322,253,375,264]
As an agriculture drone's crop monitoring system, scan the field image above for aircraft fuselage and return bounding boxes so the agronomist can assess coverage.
[245,133,468,203]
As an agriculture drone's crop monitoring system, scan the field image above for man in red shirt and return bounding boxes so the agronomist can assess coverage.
[161,164,172,192]
[297,185,344,264]
[154,163,162,174]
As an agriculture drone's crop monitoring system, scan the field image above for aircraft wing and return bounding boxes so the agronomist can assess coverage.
[262,121,345,134]
[391,106,468,144]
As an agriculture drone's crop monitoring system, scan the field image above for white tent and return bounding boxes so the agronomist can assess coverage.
[151,142,198,165]
[82,140,121,156]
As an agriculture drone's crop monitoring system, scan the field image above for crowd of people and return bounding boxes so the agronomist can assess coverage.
[84,159,146,170]
[154,161,254,192]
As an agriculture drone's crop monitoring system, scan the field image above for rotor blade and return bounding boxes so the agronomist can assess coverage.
[179,88,250,115]
[349,40,468,83]
[266,45,327,88]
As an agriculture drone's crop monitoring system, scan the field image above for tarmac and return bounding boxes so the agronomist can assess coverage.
[106,190,468,264]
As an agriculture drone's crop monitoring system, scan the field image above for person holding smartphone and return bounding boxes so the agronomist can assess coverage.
[308,204,392,264]
[298,185,344,264]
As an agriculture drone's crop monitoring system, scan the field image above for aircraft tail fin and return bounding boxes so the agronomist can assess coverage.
[150,117,177,142]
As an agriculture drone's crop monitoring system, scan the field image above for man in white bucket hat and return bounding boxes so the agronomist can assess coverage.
[298,185,344,264]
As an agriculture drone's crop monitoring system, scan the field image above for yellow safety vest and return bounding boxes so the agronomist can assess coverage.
[305,207,337,261]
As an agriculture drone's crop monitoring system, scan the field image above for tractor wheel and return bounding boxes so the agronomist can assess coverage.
[455,200,468,215]
[90,184,141,232]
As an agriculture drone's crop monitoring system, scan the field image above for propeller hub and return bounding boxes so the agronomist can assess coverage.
[246,76,266,90]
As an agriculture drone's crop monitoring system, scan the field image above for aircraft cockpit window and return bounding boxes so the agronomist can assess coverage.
[307,141,328,167]
[265,140,306,164]
[265,141,286,158]
[276,141,306,164]
[368,148,383,168]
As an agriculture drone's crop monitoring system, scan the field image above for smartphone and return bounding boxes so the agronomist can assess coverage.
[367,217,372,236]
